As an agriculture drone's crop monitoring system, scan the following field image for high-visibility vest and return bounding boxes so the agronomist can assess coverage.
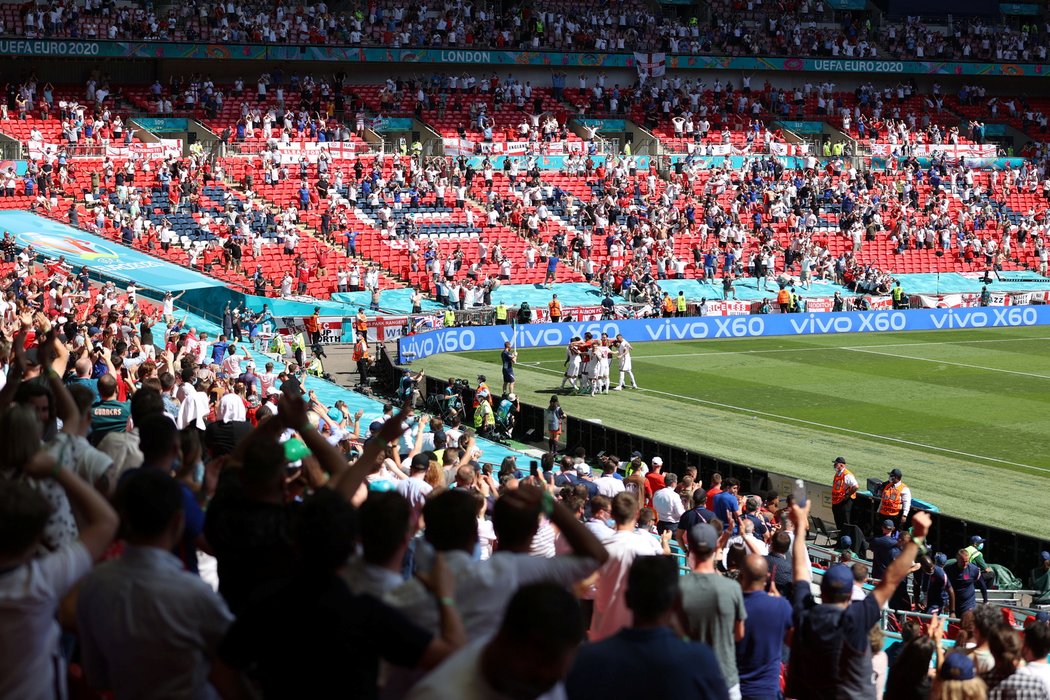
[880,481,907,516]
[831,468,856,504]
[292,332,306,351]
[676,295,687,311]
[549,300,561,317]
[304,314,319,333]
[495,304,507,320]
[352,340,369,361]
[777,289,791,305]
[444,309,455,327]
[355,313,368,332]
[662,296,674,313]
[892,286,904,301]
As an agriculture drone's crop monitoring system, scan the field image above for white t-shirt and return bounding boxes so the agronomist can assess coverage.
[593,474,625,497]
[0,542,92,700]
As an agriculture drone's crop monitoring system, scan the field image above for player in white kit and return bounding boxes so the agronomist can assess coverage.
[560,337,582,391]
[591,344,611,395]
[612,334,638,390]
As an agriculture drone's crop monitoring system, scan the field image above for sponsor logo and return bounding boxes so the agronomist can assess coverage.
[30,234,119,261]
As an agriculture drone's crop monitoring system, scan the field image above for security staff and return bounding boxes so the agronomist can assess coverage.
[494,301,508,325]
[354,308,369,339]
[292,330,307,368]
[830,456,859,531]
[304,306,321,346]
[661,293,674,318]
[878,468,911,531]
[676,291,687,317]
[443,308,456,328]
[962,535,995,586]
[548,294,562,323]
[352,336,370,387]
[891,280,906,309]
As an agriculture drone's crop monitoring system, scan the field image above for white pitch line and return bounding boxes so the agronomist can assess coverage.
[842,347,1050,380]
[517,362,1050,474]
[525,336,1050,364]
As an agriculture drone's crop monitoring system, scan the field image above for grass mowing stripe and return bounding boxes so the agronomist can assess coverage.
[841,347,1050,380]
[518,361,1050,474]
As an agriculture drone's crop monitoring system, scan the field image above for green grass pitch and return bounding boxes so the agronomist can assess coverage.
[414,326,1050,536]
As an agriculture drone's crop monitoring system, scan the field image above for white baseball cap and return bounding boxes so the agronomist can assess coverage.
[651,456,663,466]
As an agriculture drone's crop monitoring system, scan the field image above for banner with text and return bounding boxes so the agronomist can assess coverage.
[399,306,1050,361]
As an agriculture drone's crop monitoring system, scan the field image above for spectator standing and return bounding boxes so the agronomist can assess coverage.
[76,469,235,699]
[679,522,748,699]
[737,554,793,700]
[945,547,989,616]
[591,492,669,641]
[785,502,933,699]
[653,472,686,534]
[567,556,729,700]
[0,444,118,700]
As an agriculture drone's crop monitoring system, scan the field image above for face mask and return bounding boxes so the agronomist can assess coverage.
[605,518,616,529]
[194,461,205,484]
[977,543,984,550]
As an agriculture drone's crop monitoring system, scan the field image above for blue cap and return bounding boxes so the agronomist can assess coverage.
[821,564,854,595]
[1036,611,1050,623]
[970,535,986,545]
[840,535,853,548]
[1041,551,1050,562]
[882,519,896,529]
[934,552,948,566]
[939,653,976,681]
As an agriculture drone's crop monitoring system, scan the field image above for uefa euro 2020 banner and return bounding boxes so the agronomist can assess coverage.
[398,305,1050,361]
[3,39,1050,77]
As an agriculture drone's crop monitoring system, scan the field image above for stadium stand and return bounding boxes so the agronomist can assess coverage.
[5,11,1050,696]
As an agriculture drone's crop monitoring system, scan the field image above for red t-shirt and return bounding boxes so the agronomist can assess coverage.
[706,486,723,512]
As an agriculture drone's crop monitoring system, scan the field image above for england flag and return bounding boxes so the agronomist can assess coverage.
[633,52,667,80]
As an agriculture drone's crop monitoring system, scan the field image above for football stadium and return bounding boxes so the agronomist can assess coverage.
[4,1,1050,696]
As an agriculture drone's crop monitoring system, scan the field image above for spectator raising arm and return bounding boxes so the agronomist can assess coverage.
[873,511,932,609]
[25,451,118,561]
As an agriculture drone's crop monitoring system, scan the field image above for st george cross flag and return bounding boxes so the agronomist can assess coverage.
[633,52,667,79]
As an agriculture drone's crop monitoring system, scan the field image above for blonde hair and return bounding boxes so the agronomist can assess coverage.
[932,678,988,700]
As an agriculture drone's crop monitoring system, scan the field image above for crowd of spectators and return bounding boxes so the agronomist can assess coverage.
[1,0,1047,62]
[4,290,1050,700]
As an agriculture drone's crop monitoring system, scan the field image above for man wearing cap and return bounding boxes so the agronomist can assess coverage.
[962,535,995,586]
[914,554,955,616]
[1030,551,1050,606]
[680,522,747,699]
[878,468,911,531]
[830,456,858,531]
[676,490,716,554]
[473,375,491,408]
[785,499,933,700]
[869,520,900,580]
[644,457,666,507]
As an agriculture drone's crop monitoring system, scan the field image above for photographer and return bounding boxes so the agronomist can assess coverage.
[398,369,424,408]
